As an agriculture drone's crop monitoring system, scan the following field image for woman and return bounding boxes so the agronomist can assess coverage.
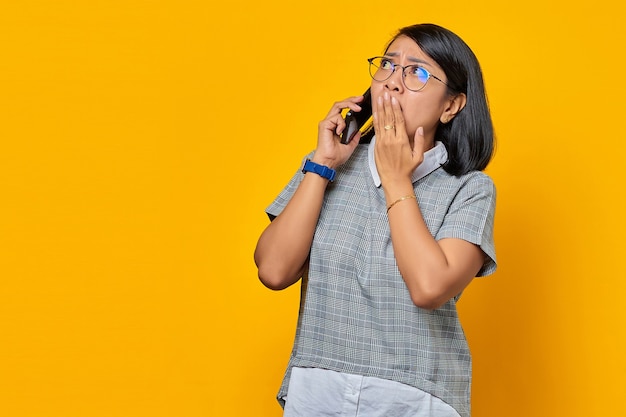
[254,23,496,417]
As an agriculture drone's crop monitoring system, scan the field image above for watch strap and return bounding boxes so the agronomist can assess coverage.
[302,159,336,182]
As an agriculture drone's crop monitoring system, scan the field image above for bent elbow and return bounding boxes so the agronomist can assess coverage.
[410,296,446,311]
[408,286,449,310]
[258,273,290,291]
[257,264,299,291]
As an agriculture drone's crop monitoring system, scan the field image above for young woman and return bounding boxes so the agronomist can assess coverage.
[254,23,496,417]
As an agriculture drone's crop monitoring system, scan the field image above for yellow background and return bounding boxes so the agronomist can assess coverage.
[1,1,624,416]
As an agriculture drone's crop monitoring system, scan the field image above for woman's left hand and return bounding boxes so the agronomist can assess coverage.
[373,92,427,187]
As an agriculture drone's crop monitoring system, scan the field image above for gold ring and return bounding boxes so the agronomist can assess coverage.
[384,125,394,130]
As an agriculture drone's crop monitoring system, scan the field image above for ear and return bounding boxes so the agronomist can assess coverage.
[440,93,467,124]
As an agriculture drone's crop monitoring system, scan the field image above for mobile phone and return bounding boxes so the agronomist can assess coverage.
[340,88,373,144]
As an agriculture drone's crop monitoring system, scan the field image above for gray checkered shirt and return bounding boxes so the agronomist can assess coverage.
[266,140,496,417]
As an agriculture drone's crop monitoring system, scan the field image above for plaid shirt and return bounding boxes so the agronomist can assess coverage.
[266,140,496,417]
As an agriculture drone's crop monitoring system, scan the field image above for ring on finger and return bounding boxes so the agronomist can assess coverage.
[384,124,394,130]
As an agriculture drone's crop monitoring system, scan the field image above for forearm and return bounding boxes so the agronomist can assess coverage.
[384,181,480,309]
[254,172,330,290]
[255,94,362,289]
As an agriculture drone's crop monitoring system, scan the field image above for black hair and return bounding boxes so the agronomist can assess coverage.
[389,23,495,175]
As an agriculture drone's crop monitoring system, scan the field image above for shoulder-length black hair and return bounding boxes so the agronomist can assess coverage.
[388,24,495,176]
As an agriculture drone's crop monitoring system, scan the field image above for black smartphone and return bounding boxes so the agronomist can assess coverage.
[340,88,373,144]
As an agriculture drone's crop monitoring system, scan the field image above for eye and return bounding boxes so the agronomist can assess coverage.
[407,66,430,83]
[380,58,394,70]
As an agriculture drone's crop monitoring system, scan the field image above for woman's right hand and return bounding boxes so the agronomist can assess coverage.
[311,95,364,168]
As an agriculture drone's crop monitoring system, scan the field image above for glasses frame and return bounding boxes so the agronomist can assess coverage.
[367,56,448,92]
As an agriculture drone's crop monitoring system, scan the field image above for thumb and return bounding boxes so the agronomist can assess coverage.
[413,126,425,155]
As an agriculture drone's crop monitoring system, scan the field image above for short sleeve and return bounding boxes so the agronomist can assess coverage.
[265,153,313,220]
[435,172,497,277]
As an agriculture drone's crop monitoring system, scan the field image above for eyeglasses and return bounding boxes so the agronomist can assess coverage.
[367,56,448,92]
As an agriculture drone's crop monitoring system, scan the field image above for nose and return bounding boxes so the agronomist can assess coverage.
[385,67,404,92]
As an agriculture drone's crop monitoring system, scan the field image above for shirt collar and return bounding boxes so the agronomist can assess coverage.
[367,137,448,187]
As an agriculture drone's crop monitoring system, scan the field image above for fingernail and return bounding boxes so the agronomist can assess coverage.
[384,92,389,100]
[391,96,397,104]
[418,127,424,136]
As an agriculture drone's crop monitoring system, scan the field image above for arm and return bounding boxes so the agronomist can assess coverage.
[254,96,363,290]
[254,171,330,290]
[385,185,485,309]
[374,94,486,310]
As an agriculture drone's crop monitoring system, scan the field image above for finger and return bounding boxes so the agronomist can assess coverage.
[413,126,425,155]
[374,95,387,135]
[372,98,380,134]
[319,114,344,137]
[318,115,338,136]
[372,108,379,133]
[390,96,406,137]
[325,96,364,119]
[382,93,395,133]
[334,114,347,136]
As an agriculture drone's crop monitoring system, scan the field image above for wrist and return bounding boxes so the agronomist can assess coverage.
[302,159,336,182]
[386,194,417,213]
[310,155,338,170]
[382,179,413,198]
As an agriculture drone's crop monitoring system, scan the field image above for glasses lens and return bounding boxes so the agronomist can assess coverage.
[369,57,394,81]
[404,66,429,91]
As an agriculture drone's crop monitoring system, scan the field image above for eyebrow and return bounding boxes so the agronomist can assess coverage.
[384,52,432,67]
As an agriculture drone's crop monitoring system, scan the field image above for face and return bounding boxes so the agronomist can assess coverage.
[370,35,463,143]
